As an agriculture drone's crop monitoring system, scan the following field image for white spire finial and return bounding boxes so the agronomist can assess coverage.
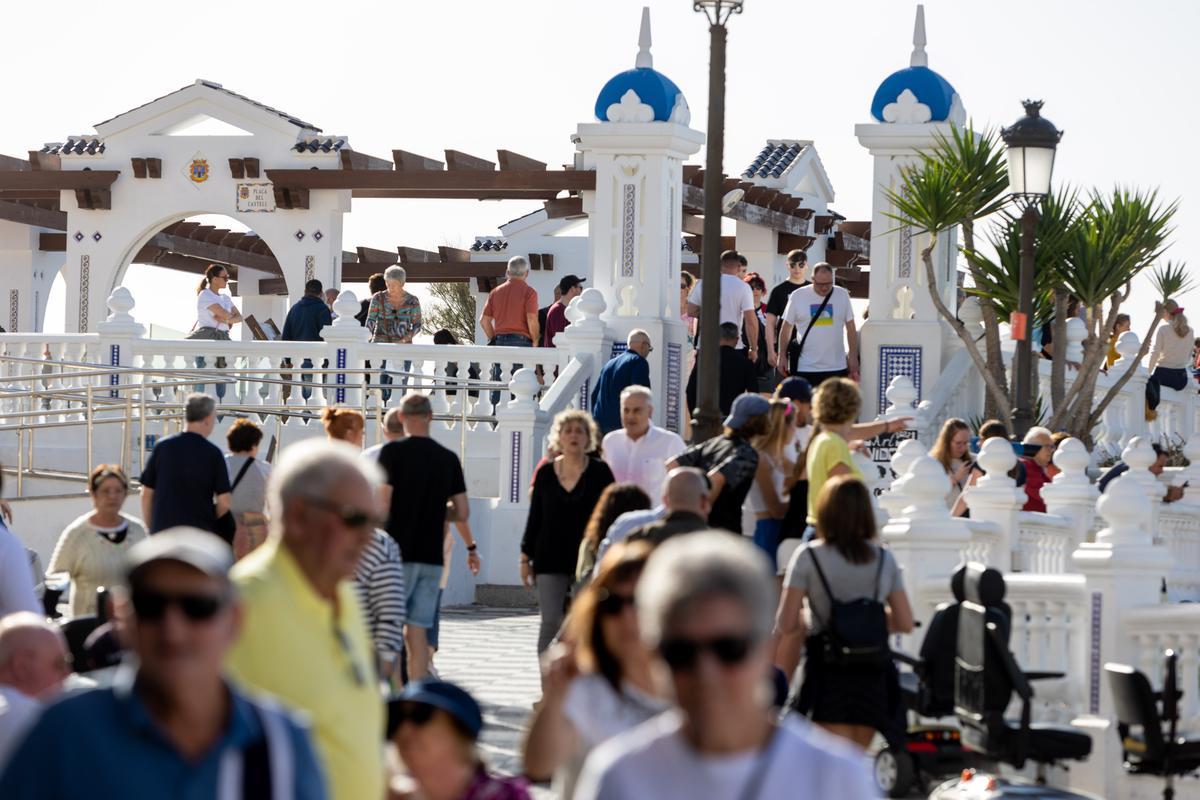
[911,4,928,67]
[636,7,653,69]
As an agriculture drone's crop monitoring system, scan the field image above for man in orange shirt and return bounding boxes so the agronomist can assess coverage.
[481,256,540,404]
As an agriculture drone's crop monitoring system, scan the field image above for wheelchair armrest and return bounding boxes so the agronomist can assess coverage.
[891,649,923,669]
[1025,671,1065,682]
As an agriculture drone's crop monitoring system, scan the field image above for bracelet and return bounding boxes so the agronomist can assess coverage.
[467,544,478,552]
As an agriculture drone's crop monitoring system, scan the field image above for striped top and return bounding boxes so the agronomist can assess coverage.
[354,530,406,658]
[366,290,422,344]
[48,513,147,617]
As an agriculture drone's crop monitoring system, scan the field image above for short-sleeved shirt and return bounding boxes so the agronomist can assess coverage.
[783,541,903,636]
[0,667,327,800]
[226,454,270,517]
[482,280,539,338]
[687,274,755,348]
[366,290,422,343]
[378,436,467,565]
[805,431,864,524]
[139,431,231,534]
[196,288,234,331]
[780,285,853,372]
[765,279,810,347]
[543,301,570,347]
[673,434,758,534]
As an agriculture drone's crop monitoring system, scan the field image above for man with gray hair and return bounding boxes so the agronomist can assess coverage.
[592,330,653,434]
[361,406,405,462]
[601,385,685,497]
[576,532,875,800]
[226,439,384,800]
[139,393,231,537]
[776,261,859,386]
[481,256,539,406]
[0,612,69,769]
[627,467,711,546]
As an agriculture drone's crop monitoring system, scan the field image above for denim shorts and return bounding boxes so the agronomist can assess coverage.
[403,562,443,630]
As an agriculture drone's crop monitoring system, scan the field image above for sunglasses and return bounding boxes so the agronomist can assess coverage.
[305,497,383,530]
[393,702,437,727]
[597,590,635,616]
[659,634,754,671]
[131,589,227,622]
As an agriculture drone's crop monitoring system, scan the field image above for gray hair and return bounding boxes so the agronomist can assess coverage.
[400,393,432,418]
[0,612,63,668]
[185,393,216,423]
[506,256,529,278]
[636,531,775,648]
[1022,425,1054,444]
[546,409,601,454]
[269,439,383,520]
[383,265,407,284]
[627,329,650,348]
[619,385,653,405]
[382,407,405,434]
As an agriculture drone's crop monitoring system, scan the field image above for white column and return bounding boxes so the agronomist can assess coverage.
[319,291,369,408]
[95,287,147,474]
[964,437,1025,571]
[1119,436,1165,535]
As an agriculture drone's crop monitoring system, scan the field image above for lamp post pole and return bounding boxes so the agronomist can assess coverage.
[692,19,728,444]
[1012,204,1038,439]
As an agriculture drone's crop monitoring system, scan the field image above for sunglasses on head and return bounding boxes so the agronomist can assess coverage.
[131,589,227,622]
[659,634,754,671]
[394,702,437,727]
[597,590,635,616]
[305,497,382,530]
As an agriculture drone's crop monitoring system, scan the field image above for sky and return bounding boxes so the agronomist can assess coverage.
[12,0,1199,338]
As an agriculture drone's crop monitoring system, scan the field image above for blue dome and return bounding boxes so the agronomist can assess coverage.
[594,67,683,122]
[870,66,957,122]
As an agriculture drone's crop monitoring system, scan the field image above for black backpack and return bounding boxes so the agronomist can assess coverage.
[807,546,889,666]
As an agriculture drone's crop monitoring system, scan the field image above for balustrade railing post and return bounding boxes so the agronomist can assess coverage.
[321,291,369,411]
[1042,437,1099,549]
[964,438,1025,570]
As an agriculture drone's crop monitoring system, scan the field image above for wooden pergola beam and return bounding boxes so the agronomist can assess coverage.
[681,184,808,237]
[264,169,592,196]
[392,149,445,172]
[144,232,281,274]
[0,170,118,190]
[39,232,66,251]
[340,150,394,171]
[681,213,705,236]
[27,152,60,171]
[444,149,495,171]
[438,245,473,262]
[543,196,585,219]
[398,246,440,263]
[497,150,546,171]
[0,200,66,230]
[0,155,30,171]
[356,246,396,264]
[777,233,816,255]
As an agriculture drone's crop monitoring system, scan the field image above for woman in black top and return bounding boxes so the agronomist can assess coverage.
[521,410,615,655]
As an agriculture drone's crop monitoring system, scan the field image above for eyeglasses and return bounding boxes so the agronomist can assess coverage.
[597,590,635,616]
[393,702,437,727]
[305,497,383,530]
[131,589,227,622]
[334,625,368,687]
[659,634,754,671]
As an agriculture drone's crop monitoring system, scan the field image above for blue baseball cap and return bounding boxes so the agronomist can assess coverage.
[775,377,812,404]
[386,679,484,740]
[724,393,771,429]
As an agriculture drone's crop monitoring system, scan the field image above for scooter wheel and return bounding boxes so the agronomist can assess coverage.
[874,746,916,798]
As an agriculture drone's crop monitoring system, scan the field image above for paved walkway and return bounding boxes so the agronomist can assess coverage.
[434,606,554,798]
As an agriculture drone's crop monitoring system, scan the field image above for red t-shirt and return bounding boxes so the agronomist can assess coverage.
[543,301,569,347]
[482,280,538,338]
[1020,457,1048,513]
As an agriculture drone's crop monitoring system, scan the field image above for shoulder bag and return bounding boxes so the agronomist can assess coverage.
[215,458,256,545]
[787,289,833,371]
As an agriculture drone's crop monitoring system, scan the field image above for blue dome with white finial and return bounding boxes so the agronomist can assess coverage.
[594,8,688,124]
[870,5,961,124]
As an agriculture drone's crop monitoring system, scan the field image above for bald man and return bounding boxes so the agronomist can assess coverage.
[0,612,69,768]
[592,330,653,434]
[627,467,711,546]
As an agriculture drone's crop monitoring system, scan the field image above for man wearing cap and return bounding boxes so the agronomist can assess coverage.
[592,330,653,435]
[667,393,767,535]
[0,528,326,799]
[542,275,584,348]
[601,386,686,499]
[225,440,384,800]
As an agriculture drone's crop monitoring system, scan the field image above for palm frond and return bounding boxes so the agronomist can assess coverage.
[1150,260,1196,301]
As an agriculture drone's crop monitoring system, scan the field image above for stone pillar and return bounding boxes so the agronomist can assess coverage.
[1070,476,1169,797]
[95,287,147,473]
[1042,437,1098,548]
[1113,332,1148,448]
[554,288,611,411]
[319,291,369,408]
[1119,436,1165,535]
[964,437,1025,571]
[878,437,927,521]
[575,118,703,435]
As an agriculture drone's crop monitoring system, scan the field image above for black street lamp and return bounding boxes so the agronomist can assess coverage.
[1001,100,1062,439]
[691,0,744,443]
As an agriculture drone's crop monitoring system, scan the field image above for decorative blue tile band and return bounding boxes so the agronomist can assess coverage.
[578,378,590,412]
[509,431,522,504]
[610,341,628,360]
[877,345,922,415]
[109,344,120,398]
[1089,591,1102,714]
[666,343,682,432]
[335,348,347,403]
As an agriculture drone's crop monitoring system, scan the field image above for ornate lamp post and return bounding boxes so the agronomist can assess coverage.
[1001,100,1062,439]
[691,0,744,443]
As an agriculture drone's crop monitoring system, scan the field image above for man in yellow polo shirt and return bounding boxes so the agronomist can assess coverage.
[227,439,386,800]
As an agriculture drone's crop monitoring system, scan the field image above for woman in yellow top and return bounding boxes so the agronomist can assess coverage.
[804,378,908,531]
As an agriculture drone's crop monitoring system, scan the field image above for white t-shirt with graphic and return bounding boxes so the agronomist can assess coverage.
[688,274,755,349]
[780,285,853,372]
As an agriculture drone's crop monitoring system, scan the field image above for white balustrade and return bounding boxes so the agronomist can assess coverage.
[1016,512,1074,574]
[1156,503,1200,602]
[1123,605,1200,733]
[1005,573,1089,723]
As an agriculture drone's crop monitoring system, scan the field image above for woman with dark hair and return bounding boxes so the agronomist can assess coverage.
[188,264,242,397]
[575,483,651,583]
[743,272,771,384]
[225,419,270,558]
[357,272,387,326]
[47,465,146,617]
[774,475,913,749]
[523,541,667,799]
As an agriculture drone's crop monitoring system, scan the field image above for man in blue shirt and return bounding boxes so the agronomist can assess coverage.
[281,279,334,401]
[592,329,652,434]
[0,528,326,800]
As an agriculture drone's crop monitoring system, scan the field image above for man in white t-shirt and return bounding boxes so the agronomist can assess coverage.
[776,262,859,386]
[686,249,758,360]
[601,386,686,498]
[575,532,876,800]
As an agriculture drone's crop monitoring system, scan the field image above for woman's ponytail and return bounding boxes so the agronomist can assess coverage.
[197,264,223,295]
